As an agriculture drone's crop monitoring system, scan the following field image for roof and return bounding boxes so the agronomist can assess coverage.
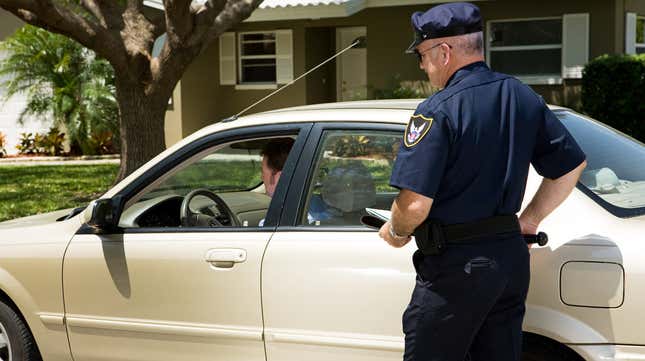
[144,0,488,21]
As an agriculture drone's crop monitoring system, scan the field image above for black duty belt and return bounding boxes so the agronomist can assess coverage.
[414,215,548,255]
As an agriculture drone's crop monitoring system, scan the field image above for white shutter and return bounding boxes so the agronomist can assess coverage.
[626,12,637,55]
[219,32,236,85]
[275,29,294,84]
[562,13,589,79]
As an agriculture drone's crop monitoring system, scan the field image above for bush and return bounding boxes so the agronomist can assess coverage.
[582,54,645,142]
[0,132,6,157]
[16,128,65,156]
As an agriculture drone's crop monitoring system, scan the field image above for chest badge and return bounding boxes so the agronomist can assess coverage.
[404,114,433,147]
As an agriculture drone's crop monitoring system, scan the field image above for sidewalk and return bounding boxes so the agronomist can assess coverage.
[0,154,120,166]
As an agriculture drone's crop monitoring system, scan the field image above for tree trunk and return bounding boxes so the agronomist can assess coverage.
[114,77,169,183]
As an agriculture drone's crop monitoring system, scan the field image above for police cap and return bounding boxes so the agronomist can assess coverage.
[405,2,483,54]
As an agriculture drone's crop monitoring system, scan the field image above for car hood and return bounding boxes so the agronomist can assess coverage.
[0,208,76,229]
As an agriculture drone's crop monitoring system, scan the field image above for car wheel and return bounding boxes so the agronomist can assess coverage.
[523,334,583,361]
[0,301,41,361]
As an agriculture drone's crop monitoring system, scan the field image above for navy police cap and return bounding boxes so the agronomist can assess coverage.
[405,2,483,54]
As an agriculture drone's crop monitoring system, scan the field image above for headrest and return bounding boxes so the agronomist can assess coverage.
[321,163,376,212]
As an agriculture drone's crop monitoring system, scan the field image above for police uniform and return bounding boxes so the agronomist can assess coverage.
[389,3,586,361]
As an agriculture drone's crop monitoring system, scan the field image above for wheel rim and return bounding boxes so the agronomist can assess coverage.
[0,321,11,361]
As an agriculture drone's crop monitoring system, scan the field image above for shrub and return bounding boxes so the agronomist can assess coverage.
[582,54,645,142]
[16,128,65,156]
[35,128,65,156]
[0,132,6,157]
[16,133,37,155]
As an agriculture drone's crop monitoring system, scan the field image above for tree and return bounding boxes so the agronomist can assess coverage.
[0,0,263,181]
[0,25,119,154]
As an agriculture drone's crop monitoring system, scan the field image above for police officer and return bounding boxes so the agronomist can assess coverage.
[378,3,587,361]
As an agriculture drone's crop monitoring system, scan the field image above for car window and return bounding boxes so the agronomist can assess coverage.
[300,130,401,227]
[119,136,295,228]
[557,110,645,215]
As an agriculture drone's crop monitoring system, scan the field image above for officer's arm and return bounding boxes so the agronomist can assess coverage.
[519,160,587,234]
[381,189,433,248]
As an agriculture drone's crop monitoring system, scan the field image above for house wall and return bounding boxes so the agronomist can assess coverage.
[0,11,51,155]
[173,0,627,139]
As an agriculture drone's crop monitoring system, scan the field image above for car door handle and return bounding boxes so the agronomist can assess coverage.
[205,249,247,269]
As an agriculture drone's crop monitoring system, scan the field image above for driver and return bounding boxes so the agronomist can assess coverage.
[261,138,295,197]
[258,138,295,226]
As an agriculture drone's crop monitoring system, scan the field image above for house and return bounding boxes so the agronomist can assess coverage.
[158,0,645,147]
[0,9,51,155]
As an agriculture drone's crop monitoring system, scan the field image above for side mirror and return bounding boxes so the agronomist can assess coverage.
[86,196,124,231]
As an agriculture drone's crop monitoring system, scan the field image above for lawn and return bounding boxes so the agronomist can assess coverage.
[0,164,119,222]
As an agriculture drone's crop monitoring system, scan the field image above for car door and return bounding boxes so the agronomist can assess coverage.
[261,123,415,361]
[63,124,312,361]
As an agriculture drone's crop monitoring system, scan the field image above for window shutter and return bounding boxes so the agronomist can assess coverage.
[275,30,294,84]
[219,32,236,85]
[626,12,637,55]
[562,13,589,79]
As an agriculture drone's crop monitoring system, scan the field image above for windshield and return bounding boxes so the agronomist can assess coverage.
[556,110,645,217]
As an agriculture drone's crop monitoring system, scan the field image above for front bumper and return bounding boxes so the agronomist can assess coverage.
[570,344,645,361]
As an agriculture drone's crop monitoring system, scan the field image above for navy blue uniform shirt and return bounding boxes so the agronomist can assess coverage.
[390,62,586,225]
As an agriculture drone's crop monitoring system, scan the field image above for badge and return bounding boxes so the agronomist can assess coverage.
[404,113,433,147]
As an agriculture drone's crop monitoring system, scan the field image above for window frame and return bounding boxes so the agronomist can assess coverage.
[76,123,314,235]
[277,122,405,232]
[486,16,563,85]
[237,31,278,86]
[637,16,645,53]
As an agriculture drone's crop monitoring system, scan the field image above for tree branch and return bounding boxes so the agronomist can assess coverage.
[80,0,107,28]
[0,0,129,72]
[203,0,263,46]
[163,0,193,45]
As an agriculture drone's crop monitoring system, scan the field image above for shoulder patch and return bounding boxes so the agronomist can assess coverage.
[404,113,433,147]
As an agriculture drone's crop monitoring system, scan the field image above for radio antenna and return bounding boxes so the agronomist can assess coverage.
[222,36,367,122]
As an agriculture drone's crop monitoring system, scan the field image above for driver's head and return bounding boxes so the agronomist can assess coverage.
[261,138,294,197]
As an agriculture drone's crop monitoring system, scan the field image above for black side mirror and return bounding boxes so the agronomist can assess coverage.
[86,196,124,231]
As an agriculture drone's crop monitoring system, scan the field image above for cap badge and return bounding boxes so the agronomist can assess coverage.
[404,114,433,147]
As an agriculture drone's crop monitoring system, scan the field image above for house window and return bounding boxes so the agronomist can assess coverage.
[637,17,645,54]
[220,30,293,89]
[487,18,563,83]
[238,32,277,83]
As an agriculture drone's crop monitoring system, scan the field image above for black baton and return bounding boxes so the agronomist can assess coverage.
[522,232,548,246]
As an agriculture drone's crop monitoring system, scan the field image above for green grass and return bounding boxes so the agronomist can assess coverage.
[0,164,118,222]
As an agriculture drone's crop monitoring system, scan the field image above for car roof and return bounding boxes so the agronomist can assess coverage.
[105,99,568,198]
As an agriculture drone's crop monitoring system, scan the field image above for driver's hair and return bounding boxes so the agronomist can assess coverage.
[261,138,295,172]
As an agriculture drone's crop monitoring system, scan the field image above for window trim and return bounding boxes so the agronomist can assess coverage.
[237,30,278,85]
[278,122,405,230]
[637,16,645,52]
[486,16,563,84]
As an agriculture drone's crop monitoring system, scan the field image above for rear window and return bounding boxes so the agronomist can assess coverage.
[556,110,645,217]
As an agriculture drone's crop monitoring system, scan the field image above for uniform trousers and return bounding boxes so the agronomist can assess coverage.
[403,233,530,361]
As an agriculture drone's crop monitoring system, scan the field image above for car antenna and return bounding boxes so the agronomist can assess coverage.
[222,36,367,122]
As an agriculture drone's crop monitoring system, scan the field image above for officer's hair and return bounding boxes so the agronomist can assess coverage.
[455,31,484,56]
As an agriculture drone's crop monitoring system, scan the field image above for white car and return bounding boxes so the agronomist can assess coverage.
[0,100,643,361]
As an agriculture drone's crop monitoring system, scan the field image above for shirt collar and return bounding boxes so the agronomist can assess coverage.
[444,61,489,88]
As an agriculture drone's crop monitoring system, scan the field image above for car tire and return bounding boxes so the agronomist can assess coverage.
[523,334,583,361]
[0,301,41,361]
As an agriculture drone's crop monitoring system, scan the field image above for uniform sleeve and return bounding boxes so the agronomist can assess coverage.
[531,106,586,179]
[389,110,451,198]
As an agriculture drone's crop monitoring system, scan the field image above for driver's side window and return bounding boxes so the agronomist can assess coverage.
[118,136,295,229]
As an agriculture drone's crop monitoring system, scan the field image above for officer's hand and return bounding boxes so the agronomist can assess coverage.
[379,221,412,248]
[519,216,539,249]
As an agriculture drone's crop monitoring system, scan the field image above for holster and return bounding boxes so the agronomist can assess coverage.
[413,219,446,256]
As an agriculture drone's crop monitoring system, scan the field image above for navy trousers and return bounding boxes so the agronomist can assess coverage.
[403,234,530,361]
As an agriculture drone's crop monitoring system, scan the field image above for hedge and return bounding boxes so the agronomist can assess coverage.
[581,54,645,142]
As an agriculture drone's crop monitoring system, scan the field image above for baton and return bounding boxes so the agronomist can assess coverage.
[523,232,549,246]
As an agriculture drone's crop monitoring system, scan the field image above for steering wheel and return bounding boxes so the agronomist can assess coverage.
[180,189,241,227]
